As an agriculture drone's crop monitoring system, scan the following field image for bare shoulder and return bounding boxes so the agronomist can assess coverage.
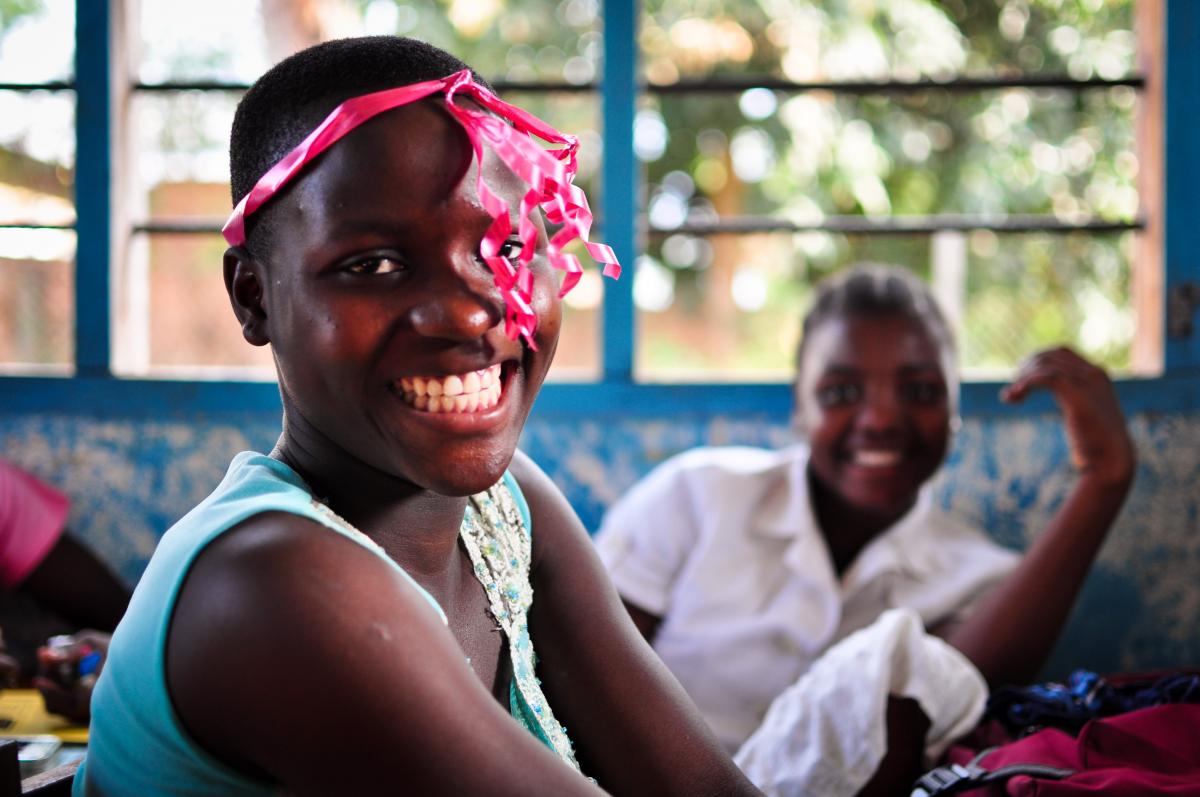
[165,508,601,795]
[166,510,445,765]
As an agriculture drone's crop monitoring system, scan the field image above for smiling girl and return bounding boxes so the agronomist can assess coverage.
[597,264,1135,787]
[75,37,760,797]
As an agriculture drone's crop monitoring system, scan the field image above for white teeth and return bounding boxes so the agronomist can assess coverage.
[396,364,504,413]
[854,450,902,467]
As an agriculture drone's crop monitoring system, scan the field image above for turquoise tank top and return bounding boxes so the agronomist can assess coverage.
[75,452,580,796]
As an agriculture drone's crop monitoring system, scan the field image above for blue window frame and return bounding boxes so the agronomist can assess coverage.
[1,0,1198,419]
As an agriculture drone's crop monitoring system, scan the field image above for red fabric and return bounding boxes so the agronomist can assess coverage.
[946,705,1200,795]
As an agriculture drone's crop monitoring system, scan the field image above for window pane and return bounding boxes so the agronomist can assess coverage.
[139,0,599,84]
[548,238,603,381]
[642,0,1133,82]
[0,0,73,83]
[0,231,74,371]
[0,90,75,225]
[635,230,1136,381]
[123,231,601,380]
[642,87,1138,223]
[128,86,600,374]
[133,91,239,224]
[115,232,274,377]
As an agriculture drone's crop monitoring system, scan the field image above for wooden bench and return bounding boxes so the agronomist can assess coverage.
[0,740,77,797]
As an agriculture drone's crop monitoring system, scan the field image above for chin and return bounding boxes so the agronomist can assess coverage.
[419,453,514,497]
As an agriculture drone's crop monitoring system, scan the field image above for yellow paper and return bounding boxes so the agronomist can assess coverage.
[0,690,88,744]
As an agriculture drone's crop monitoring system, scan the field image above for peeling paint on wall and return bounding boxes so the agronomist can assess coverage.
[1,409,1197,678]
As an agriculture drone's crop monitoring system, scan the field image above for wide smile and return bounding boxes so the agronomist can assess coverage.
[848,448,904,469]
[393,363,504,414]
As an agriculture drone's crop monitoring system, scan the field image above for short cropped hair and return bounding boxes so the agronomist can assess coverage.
[794,263,960,418]
[228,36,490,254]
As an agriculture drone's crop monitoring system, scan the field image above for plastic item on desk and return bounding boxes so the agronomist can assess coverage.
[11,734,61,777]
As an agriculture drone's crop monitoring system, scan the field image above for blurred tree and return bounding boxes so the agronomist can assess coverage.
[639,0,1136,378]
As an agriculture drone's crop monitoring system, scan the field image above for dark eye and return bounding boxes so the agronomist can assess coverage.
[345,256,405,275]
[900,380,945,404]
[497,238,524,260]
[815,382,862,407]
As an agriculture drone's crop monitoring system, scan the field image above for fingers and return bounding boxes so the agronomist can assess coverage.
[1000,347,1107,404]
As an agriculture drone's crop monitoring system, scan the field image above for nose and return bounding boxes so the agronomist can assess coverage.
[854,383,904,434]
[407,256,504,342]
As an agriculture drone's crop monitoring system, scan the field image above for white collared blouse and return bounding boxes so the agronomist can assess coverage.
[594,445,1019,753]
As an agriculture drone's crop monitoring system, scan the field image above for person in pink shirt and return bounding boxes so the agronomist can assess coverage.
[0,458,130,721]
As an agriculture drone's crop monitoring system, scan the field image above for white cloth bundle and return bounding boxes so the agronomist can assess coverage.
[734,608,987,797]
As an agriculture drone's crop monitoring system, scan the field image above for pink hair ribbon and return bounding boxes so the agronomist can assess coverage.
[223,69,620,346]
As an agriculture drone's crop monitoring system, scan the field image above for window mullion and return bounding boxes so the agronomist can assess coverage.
[73,0,114,377]
[601,0,638,383]
[1165,0,1200,373]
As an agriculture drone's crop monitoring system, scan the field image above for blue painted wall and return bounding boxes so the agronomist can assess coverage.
[1,402,1196,679]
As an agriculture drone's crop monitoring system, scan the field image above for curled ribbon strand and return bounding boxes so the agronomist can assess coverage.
[223,69,621,346]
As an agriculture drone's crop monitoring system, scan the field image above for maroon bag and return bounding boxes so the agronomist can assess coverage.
[914,704,1200,796]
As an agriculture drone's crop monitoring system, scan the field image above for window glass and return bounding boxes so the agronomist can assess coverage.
[636,230,1135,381]
[0,90,74,225]
[636,0,1142,381]
[0,0,75,371]
[641,0,1134,83]
[123,231,601,380]
[0,234,74,371]
[117,232,274,377]
[133,91,240,224]
[0,0,73,83]
[643,87,1138,221]
[138,0,599,84]
[129,2,603,378]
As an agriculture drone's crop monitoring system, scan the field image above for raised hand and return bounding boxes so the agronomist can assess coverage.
[999,347,1135,488]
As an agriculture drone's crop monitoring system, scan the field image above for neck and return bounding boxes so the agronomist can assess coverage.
[807,469,915,576]
[272,409,468,577]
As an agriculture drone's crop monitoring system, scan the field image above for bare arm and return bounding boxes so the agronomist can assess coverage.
[513,451,761,797]
[167,512,607,797]
[21,533,130,632]
[622,600,662,643]
[937,348,1135,687]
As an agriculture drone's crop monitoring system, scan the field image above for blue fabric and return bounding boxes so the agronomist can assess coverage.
[987,668,1200,736]
[75,452,448,796]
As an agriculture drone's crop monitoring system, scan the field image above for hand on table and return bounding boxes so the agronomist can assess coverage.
[34,630,110,723]
[999,347,1135,488]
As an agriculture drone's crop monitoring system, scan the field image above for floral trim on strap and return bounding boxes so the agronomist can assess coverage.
[308,482,582,772]
[459,480,584,772]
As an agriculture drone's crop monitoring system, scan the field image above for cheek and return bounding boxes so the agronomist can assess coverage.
[802,408,848,455]
[915,411,951,457]
[531,276,563,353]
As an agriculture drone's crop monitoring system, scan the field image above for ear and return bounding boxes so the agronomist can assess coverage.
[224,246,271,347]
